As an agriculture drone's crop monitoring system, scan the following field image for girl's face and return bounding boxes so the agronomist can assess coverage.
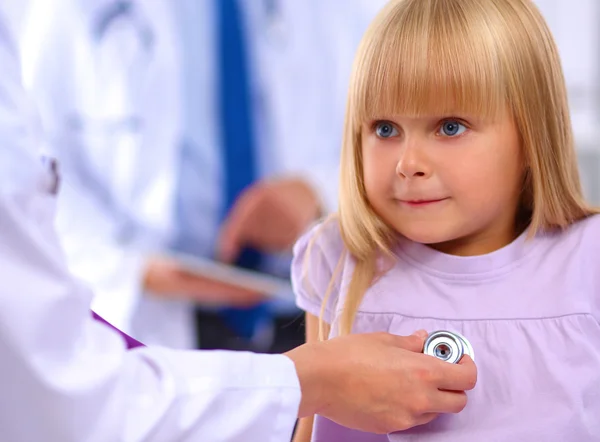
[361,109,525,256]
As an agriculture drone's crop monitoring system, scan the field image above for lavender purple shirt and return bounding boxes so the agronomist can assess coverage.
[292,215,600,441]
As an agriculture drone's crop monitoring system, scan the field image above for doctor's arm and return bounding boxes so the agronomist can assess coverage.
[0,192,299,442]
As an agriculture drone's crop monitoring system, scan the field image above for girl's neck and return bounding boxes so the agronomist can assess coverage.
[394,222,534,278]
[427,222,524,257]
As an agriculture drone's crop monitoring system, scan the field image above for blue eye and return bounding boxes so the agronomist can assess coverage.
[439,120,467,137]
[375,121,399,138]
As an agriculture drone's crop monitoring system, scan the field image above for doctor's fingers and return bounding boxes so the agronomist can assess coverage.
[426,390,468,414]
[434,356,478,392]
[176,272,267,307]
[383,331,428,353]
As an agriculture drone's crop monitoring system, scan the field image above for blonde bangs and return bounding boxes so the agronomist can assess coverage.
[351,0,507,126]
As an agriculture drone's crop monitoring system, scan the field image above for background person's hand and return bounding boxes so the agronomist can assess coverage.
[143,256,266,306]
[286,331,477,434]
[217,178,321,263]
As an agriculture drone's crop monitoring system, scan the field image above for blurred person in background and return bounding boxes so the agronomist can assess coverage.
[19,0,265,350]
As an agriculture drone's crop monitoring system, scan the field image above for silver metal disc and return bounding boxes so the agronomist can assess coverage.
[423,330,475,363]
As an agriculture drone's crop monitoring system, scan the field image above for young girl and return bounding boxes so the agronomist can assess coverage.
[292,0,600,440]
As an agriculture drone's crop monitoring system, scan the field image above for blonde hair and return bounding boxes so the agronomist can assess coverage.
[323,0,596,337]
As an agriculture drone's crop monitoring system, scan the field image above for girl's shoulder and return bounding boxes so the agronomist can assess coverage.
[551,213,600,249]
[293,216,346,269]
[536,214,600,275]
[291,216,348,320]
[577,212,600,236]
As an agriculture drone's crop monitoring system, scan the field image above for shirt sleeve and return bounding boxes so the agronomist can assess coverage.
[291,219,345,324]
[0,10,301,441]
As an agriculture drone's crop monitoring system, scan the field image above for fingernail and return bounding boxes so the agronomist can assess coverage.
[412,329,428,339]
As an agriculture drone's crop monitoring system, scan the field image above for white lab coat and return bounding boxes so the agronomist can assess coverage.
[0,6,302,440]
[19,0,196,349]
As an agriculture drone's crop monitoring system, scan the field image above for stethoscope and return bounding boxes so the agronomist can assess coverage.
[66,0,156,217]
[91,0,154,52]
[78,0,153,131]
[423,330,475,364]
[92,0,285,51]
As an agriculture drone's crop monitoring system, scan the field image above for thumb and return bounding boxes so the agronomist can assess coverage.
[412,329,429,339]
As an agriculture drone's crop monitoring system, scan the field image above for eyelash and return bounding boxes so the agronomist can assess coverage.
[437,119,469,138]
[371,119,470,138]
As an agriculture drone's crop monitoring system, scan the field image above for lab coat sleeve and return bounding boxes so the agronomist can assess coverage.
[0,12,301,441]
[0,179,301,442]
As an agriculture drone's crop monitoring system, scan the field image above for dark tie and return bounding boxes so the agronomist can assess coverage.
[217,0,272,343]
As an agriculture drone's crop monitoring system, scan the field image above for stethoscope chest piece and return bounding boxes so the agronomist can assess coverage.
[423,330,475,364]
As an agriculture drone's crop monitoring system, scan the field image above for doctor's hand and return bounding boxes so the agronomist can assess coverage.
[286,331,477,434]
[143,257,266,307]
[217,178,321,263]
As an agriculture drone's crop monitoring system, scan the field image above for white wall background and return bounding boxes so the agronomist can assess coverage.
[535,0,600,202]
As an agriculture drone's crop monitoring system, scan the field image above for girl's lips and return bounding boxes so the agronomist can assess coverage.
[399,198,449,207]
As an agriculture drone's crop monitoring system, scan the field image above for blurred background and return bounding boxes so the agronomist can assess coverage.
[3,0,599,354]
